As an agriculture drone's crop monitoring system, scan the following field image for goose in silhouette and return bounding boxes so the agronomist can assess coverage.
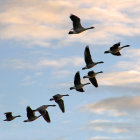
[82,46,104,70]
[4,112,21,121]
[83,71,103,87]
[24,106,41,122]
[69,14,94,34]
[104,42,130,56]
[70,71,90,92]
[50,94,69,113]
[34,105,56,123]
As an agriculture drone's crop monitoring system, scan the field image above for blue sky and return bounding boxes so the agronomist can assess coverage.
[1,0,140,140]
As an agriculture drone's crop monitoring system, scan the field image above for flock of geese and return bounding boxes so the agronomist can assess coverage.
[3,14,130,123]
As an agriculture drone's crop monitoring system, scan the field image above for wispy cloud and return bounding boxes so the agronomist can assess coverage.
[21,75,36,86]
[1,0,140,47]
[83,96,140,117]
[99,70,140,87]
[51,70,73,78]
[2,56,84,70]
[116,48,140,71]
[87,119,140,138]
[89,136,114,140]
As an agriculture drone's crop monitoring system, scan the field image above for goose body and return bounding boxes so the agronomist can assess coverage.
[4,112,21,121]
[24,106,41,122]
[82,46,104,70]
[50,94,69,113]
[70,71,90,92]
[104,42,130,56]
[34,105,56,123]
[69,14,94,34]
[83,71,103,87]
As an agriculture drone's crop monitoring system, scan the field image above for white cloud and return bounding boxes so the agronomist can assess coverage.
[87,119,140,138]
[2,56,84,70]
[21,75,36,86]
[0,0,140,47]
[99,70,140,87]
[83,96,140,117]
[89,136,113,140]
[52,70,72,78]
[115,49,140,72]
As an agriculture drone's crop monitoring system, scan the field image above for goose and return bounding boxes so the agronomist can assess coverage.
[50,94,69,113]
[82,46,104,70]
[104,42,130,56]
[24,106,41,122]
[83,70,103,87]
[34,105,56,123]
[4,112,21,121]
[70,71,90,92]
[68,14,94,34]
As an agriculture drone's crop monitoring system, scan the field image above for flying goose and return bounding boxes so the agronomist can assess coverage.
[70,71,90,92]
[4,112,21,121]
[83,70,103,87]
[82,46,104,70]
[104,42,130,56]
[34,105,56,123]
[50,94,69,113]
[24,106,41,122]
[69,14,94,34]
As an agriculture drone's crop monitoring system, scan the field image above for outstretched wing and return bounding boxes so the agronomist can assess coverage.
[76,88,85,92]
[84,46,93,65]
[74,71,81,86]
[5,112,12,119]
[55,99,65,113]
[110,42,120,51]
[89,77,98,87]
[27,106,35,120]
[42,110,51,123]
[70,14,83,30]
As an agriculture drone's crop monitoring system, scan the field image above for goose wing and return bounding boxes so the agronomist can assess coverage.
[5,112,12,119]
[55,99,65,113]
[74,71,81,86]
[84,46,93,65]
[27,106,35,120]
[89,77,98,87]
[76,88,85,92]
[112,52,121,56]
[110,42,120,51]
[70,14,83,30]
[41,110,51,123]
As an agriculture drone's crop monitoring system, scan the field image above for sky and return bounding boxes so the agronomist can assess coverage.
[0,0,140,140]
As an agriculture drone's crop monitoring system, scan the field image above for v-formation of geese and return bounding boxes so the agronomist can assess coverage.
[3,14,130,123]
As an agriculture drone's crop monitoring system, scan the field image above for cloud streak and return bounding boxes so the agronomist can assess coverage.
[83,96,140,117]
[2,56,84,70]
[0,0,140,47]
[87,119,140,139]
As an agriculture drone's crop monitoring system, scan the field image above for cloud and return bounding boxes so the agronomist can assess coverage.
[21,76,36,86]
[87,119,140,139]
[0,0,140,47]
[99,70,140,87]
[52,70,73,78]
[83,96,140,117]
[89,136,114,140]
[95,48,140,90]
[115,49,140,72]
[88,120,128,133]
[2,56,84,70]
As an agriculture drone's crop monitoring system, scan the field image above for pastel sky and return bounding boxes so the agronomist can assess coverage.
[1,0,140,140]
